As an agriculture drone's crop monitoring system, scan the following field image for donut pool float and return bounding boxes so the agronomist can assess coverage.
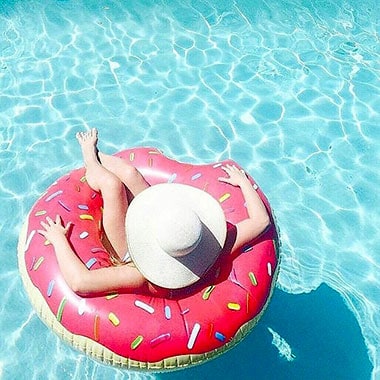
[18,147,280,371]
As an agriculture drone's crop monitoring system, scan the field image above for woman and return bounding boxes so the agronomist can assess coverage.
[38,129,270,295]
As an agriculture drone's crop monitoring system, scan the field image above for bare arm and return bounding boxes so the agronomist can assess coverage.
[38,215,146,295]
[218,164,270,251]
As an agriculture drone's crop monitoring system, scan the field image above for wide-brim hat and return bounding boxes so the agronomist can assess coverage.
[126,183,227,289]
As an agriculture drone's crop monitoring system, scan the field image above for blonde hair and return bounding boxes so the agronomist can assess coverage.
[101,234,127,267]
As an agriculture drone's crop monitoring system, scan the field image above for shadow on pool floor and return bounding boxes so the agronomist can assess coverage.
[159,283,372,380]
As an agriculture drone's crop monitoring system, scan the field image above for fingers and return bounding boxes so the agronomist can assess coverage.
[218,163,248,187]
[37,229,46,237]
[38,215,67,230]
[221,164,233,172]
[220,165,230,176]
[221,164,243,172]
[220,164,245,177]
[42,215,58,226]
[64,221,73,234]
[38,217,53,234]
[218,176,230,183]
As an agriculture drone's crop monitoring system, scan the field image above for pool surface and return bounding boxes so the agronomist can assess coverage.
[0,0,379,379]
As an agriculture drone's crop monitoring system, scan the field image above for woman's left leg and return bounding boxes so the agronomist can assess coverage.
[98,152,150,200]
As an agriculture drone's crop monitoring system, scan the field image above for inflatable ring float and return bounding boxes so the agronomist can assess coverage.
[18,147,280,371]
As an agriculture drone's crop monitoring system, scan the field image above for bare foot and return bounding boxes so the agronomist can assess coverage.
[76,128,104,191]
[76,128,99,167]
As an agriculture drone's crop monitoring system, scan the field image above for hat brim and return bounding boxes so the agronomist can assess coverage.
[126,183,227,289]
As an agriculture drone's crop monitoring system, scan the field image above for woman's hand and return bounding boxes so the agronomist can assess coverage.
[218,164,270,251]
[38,215,72,245]
[218,164,249,187]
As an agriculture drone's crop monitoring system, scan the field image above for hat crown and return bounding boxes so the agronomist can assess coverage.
[126,183,227,289]
[155,205,202,258]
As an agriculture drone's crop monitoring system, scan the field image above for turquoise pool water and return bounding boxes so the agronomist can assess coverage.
[0,0,379,379]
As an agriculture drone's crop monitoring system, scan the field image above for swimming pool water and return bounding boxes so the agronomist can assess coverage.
[0,0,379,379]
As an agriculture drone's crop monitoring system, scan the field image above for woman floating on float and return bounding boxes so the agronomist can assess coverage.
[18,129,279,371]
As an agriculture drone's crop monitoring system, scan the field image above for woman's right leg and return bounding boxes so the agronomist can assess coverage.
[76,129,129,260]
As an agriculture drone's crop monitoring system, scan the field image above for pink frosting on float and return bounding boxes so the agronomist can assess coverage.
[20,147,279,369]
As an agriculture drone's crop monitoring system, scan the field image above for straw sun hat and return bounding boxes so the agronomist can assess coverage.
[126,183,227,289]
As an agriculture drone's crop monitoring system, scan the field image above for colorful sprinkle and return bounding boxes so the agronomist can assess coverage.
[33,256,44,271]
[215,332,226,342]
[56,298,67,322]
[219,193,231,203]
[187,323,201,350]
[78,204,89,210]
[202,182,209,192]
[191,173,202,180]
[34,210,47,217]
[45,190,63,202]
[213,163,222,168]
[29,257,36,271]
[242,245,253,252]
[168,173,177,183]
[78,299,86,315]
[164,305,171,320]
[58,200,71,212]
[267,262,272,276]
[131,335,143,350]
[248,272,258,286]
[134,300,155,314]
[227,302,241,311]
[80,176,87,183]
[106,293,119,300]
[25,230,36,252]
[94,315,100,341]
[180,308,190,315]
[79,231,89,239]
[202,285,215,300]
[148,157,153,167]
[79,214,94,220]
[108,312,120,326]
[129,152,135,161]
[90,247,105,253]
[47,280,55,297]
[150,333,171,347]
[208,323,214,338]
[85,258,97,269]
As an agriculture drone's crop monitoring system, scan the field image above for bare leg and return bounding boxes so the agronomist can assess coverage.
[76,129,128,259]
[98,152,150,198]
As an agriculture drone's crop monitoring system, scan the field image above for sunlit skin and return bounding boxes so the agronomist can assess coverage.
[38,129,270,295]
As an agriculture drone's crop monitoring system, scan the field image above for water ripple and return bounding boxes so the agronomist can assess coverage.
[1,0,379,378]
